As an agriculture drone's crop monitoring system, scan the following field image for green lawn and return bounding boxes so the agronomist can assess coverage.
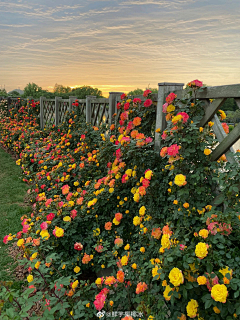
[0,147,31,282]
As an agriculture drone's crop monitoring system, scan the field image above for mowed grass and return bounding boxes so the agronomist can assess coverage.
[0,147,31,281]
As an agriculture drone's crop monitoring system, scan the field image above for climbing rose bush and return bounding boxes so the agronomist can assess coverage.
[0,84,240,319]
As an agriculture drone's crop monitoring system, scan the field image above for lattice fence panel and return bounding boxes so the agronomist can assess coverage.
[43,100,55,127]
[91,103,109,126]
[59,100,69,124]
[76,102,86,117]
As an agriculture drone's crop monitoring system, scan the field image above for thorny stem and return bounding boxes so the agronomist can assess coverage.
[35,268,74,320]
[3,284,30,320]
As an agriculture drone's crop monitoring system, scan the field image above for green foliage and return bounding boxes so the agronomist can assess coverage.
[0,89,7,96]
[226,110,240,124]
[53,83,72,95]
[0,85,240,319]
[71,86,103,99]
[221,98,238,111]
[7,91,22,97]
[128,88,158,96]
[128,88,144,96]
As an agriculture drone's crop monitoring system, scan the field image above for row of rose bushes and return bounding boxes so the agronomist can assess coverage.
[0,81,240,320]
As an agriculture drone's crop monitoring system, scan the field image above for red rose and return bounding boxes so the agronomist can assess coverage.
[74,242,83,251]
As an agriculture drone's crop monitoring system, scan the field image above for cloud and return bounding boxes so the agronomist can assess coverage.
[1,0,240,92]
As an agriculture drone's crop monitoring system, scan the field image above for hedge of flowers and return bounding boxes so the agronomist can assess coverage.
[1,81,240,320]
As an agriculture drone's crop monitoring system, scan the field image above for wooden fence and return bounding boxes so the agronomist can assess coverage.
[1,83,240,163]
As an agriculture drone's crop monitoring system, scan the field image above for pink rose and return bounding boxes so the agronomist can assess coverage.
[162,103,168,113]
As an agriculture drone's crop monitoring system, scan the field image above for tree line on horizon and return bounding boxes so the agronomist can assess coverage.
[0,83,238,117]
[0,83,158,100]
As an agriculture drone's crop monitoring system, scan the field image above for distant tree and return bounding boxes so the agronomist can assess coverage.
[0,89,7,96]
[128,88,144,96]
[71,86,103,99]
[226,110,240,125]
[8,90,22,97]
[41,90,55,99]
[221,98,238,111]
[53,83,71,95]
[148,88,158,94]
[128,87,158,96]
[22,83,44,98]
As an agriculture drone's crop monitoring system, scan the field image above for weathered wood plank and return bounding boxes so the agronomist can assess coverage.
[212,114,236,163]
[93,104,101,126]
[175,84,240,99]
[235,98,240,109]
[155,83,184,151]
[89,98,109,104]
[199,99,226,128]
[211,123,240,161]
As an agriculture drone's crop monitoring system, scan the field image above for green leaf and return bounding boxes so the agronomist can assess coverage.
[207,263,213,274]
[205,299,212,309]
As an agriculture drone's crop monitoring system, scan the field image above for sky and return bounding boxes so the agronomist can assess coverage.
[0,0,240,96]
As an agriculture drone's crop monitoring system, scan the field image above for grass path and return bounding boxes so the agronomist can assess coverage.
[0,147,31,281]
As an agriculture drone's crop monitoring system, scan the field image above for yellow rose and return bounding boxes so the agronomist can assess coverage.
[17,239,24,247]
[145,170,153,180]
[211,284,228,303]
[195,242,208,259]
[63,216,71,222]
[204,149,211,156]
[131,263,137,269]
[197,276,207,285]
[174,174,186,187]
[40,230,50,240]
[35,261,41,269]
[172,114,183,124]
[166,104,175,113]
[169,268,184,286]
[27,275,34,283]
[95,278,102,285]
[113,218,120,225]
[133,192,140,202]
[186,299,198,318]
[208,121,214,127]
[219,266,232,278]
[139,206,146,216]
[31,252,38,260]
[124,244,130,250]
[72,280,79,289]
[74,266,80,273]
[140,247,145,253]
[198,229,209,239]
[163,285,172,301]
[55,228,64,238]
[133,216,141,226]
[121,255,128,266]
[152,266,161,279]
[213,306,221,314]
[161,234,171,249]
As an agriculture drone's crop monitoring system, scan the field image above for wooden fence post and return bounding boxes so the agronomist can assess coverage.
[40,96,45,129]
[69,96,77,112]
[86,96,96,124]
[155,82,184,152]
[108,92,123,125]
[55,96,61,127]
